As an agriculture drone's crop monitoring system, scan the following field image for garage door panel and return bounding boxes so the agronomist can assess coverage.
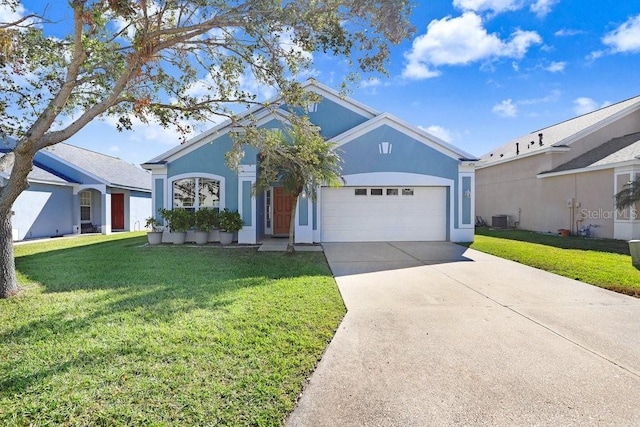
[321,187,447,242]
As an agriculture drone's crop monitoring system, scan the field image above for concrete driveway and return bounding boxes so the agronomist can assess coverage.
[286,242,640,426]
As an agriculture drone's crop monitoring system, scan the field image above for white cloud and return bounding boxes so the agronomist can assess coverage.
[554,29,585,37]
[544,61,566,72]
[530,0,559,17]
[453,0,558,16]
[492,99,517,117]
[360,78,381,88]
[602,14,640,54]
[453,0,521,15]
[0,3,27,24]
[103,115,197,146]
[402,62,441,80]
[403,13,541,80]
[419,125,453,142]
[518,89,561,105]
[573,97,610,115]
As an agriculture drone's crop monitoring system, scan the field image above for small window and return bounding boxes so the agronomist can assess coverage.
[80,191,91,222]
[386,188,398,196]
[402,188,414,196]
[371,188,383,196]
[354,188,367,196]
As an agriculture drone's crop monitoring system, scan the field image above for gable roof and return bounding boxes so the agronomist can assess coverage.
[330,112,476,161]
[143,79,475,166]
[540,131,640,176]
[480,94,640,167]
[43,144,151,191]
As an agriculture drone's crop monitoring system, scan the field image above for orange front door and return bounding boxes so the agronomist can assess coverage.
[111,193,125,230]
[273,187,294,235]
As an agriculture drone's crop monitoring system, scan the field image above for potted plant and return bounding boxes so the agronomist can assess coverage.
[218,209,243,245]
[160,208,193,245]
[145,216,164,245]
[194,207,218,245]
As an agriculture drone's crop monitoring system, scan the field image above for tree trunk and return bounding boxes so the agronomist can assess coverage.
[0,208,19,298]
[287,194,298,254]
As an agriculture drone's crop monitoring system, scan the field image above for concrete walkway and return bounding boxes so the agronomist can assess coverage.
[286,242,640,426]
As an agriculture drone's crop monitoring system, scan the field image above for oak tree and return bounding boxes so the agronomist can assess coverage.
[0,0,414,297]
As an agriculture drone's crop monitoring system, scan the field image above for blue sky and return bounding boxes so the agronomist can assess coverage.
[7,0,640,165]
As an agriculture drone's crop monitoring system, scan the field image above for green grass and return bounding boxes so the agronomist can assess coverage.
[1,233,345,426]
[469,228,640,296]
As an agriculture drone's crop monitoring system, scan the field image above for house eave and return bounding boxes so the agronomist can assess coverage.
[537,159,640,178]
[477,146,571,169]
[329,112,477,161]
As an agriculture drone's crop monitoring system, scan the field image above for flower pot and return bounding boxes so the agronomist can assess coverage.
[194,231,209,245]
[171,231,187,245]
[208,229,220,243]
[629,240,640,269]
[219,231,234,245]
[147,231,163,245]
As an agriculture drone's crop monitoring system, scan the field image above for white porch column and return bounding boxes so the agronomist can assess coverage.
[101,191,112,234]
[238,165,257,244]
[294,193,313,244]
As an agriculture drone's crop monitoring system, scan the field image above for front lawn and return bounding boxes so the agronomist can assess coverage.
[1,233,345,426]
[469,228,640,297]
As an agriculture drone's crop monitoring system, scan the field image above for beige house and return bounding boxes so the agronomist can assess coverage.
[476,95,640,241]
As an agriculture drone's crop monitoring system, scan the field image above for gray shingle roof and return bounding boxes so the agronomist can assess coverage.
[541,132,640,174]
[480,95,640,166]
[43,143,151,191]
[0,153,70,184]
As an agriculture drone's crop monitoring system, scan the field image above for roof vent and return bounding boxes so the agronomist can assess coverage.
[539,133,544,146]
[516,142,519,155]
[500,153,504,157]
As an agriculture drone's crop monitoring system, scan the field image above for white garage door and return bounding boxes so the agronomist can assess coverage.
[321,186,447,242]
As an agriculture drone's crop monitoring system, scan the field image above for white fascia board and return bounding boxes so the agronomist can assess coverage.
[537,159,640,179]
[163,109,293,164]
[140,163,167,172]
[476,146,570,169]
[24,178,73,187]
[330,113,474,161]
[302,79,378,119]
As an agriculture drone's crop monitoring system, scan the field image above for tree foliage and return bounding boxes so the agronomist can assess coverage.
[228,116,342,252]
[0,0,414,297]
[615,176,640,211]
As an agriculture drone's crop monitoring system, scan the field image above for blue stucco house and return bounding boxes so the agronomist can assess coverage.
[142,80,477,244]
[1,141,152,241]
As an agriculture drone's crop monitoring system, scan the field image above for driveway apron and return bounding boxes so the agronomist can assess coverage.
[286,242,640,426]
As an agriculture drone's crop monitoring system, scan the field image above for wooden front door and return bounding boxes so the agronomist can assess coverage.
[273,187,294,235]
[111,193,125,230]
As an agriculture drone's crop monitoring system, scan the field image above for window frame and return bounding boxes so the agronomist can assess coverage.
[80,191,92,223]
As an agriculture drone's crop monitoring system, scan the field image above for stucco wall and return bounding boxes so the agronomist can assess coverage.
[129,191,152,231]
[476,164,614,238]
[11,183,74,240]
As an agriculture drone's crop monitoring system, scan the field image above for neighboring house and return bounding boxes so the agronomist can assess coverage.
[1,141,152,241]
[476,95,640,240]
[142,79,477,244]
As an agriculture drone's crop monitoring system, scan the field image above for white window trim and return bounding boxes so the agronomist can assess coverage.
[168,173,226,211]
[80,191,92,223]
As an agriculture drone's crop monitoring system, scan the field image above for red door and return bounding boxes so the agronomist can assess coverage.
[273,187,294,235]
[111,194,125,230]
